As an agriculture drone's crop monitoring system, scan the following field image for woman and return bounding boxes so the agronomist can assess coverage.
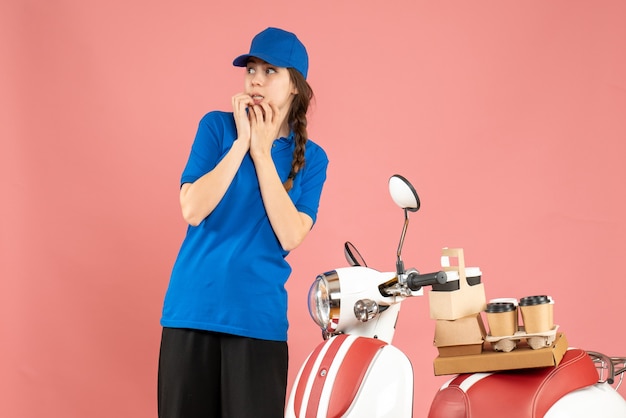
[158,27,328,418]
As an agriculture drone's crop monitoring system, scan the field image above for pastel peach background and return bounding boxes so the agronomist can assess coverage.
[2,1,625,417]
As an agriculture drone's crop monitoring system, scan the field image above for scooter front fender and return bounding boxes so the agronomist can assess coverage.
[285,334,413,418]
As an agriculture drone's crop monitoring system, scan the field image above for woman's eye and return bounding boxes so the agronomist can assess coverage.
[246,67,255,74]
[266,68,277,74]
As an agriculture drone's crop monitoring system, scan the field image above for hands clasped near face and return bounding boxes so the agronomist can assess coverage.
[232,93,288,159]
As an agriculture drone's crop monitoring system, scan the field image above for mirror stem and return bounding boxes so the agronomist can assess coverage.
[396,208,410,279]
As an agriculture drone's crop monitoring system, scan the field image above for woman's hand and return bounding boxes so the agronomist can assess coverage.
[248,101,287,160]
[231,93,253,149]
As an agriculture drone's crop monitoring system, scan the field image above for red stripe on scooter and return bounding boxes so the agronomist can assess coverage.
[293,338,328,417]
[303,334,350,418]
[448,374,472,388]
[326,337,387,418]
[293,334,349,417]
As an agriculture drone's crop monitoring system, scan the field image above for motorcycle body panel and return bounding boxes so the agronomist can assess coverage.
[545,383,626,418]
[285,334,413,418]
[329,267,411,343]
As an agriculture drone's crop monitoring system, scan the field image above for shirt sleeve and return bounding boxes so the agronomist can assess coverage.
[294,142,329,225]
[180,112,231,186]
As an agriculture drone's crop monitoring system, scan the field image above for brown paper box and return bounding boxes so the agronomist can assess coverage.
[434,314,487,357]
[433,332,569,376]
[428,248,487,320]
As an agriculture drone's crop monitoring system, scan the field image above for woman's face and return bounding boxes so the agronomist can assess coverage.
[245,58,297,112]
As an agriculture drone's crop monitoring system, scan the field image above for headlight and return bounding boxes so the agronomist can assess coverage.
[307,271,341,334]
[308,275,329,327]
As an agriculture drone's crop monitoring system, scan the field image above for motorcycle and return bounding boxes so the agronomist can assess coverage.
[284,174,626,417]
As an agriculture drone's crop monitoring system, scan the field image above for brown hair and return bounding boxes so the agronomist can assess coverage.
[283,68,314,191]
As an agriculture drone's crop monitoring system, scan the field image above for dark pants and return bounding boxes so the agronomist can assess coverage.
[158,327,288,418]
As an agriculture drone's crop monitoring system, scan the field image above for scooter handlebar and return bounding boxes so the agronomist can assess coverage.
[406,270,447,291]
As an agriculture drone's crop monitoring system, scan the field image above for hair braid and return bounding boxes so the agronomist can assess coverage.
[283,68,314,191]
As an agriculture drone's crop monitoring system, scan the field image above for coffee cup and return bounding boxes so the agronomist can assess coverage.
[465,267,482,286]
[519,295,553,334]
[485,302,517,337]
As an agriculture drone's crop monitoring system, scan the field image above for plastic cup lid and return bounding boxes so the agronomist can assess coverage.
[519,295,551,306]
[465,267,482,277]
[485,302,516,313]
[489,297,518,306]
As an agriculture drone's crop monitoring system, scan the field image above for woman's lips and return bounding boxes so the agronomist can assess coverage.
[250,94,264,105]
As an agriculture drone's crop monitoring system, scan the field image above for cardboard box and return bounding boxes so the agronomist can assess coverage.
[434,314,486,357]
[429,248,487,320]
[433,332,569,376]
